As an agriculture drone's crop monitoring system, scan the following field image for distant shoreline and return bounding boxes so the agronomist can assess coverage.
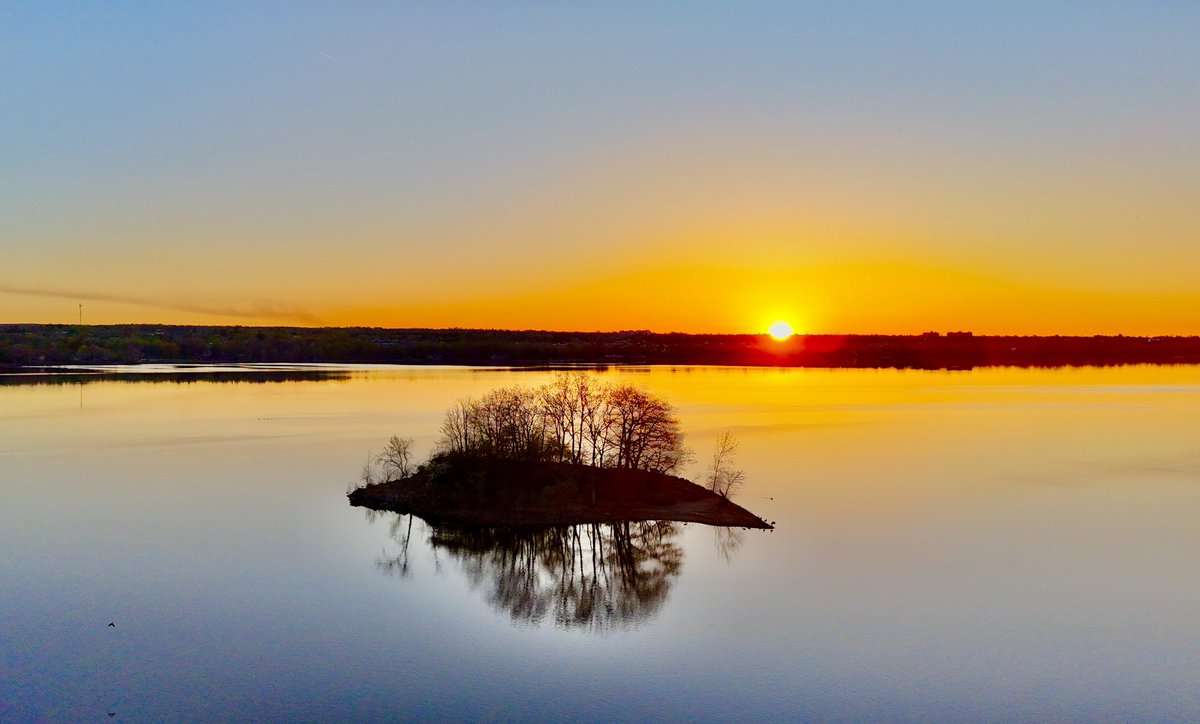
[5,323,1200,370]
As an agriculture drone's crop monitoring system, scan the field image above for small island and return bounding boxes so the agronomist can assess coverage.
[348,372,772,529]
[349,454,771,528]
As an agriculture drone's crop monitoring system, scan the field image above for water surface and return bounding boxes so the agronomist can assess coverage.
[3,365,1200,719]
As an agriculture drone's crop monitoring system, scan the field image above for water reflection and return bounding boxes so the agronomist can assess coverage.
[377,513,691,630]
[712,525,745,564]
[0,369,352,386]
[7,364,1200,718]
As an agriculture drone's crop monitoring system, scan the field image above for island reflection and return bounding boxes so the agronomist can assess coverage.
[371,512,746,631]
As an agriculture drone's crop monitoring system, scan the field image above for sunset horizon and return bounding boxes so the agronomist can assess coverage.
[5,4,1199,337]
[10,317,1200,338]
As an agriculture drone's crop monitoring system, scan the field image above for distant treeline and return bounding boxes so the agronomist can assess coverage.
[4,324,1200,369]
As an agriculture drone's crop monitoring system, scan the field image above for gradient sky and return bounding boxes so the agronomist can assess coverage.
[3,2,1199,334]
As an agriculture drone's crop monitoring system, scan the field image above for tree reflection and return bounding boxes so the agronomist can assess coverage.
[376,512,417,578]
[712,526,744,564]
[377,515,685,631]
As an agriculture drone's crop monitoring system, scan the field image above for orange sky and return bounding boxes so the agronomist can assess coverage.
[3,5,1199,335]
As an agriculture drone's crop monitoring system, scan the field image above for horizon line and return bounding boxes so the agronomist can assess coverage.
[2,322,1199,339]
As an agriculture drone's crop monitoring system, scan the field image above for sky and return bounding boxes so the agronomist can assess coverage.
[3,2,1199,334]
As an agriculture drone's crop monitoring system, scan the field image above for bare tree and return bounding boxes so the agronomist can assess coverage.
[474,385,553,460]
[604,383,691,474]
[433,375,690,474]
[705,431,745,498]
[376,435,416,480]
[351,447,384,492]
[437,386,556,461]
[540,371,608,465]
[437,398,481,455]
[539,373,576,462]
[584,384,614,468]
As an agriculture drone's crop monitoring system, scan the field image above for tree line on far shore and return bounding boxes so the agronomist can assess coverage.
[9,323,1200,369]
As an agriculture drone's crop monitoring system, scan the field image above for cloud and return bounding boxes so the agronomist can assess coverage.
[0,283,322,324]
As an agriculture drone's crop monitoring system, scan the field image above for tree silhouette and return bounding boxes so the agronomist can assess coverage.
[433,373,690,474]
[376,435,416,480]
[705,431,745,498]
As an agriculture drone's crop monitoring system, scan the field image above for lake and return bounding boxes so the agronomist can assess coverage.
[3,364,1200,720]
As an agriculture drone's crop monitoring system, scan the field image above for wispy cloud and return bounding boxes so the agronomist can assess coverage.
[0,283,321,324]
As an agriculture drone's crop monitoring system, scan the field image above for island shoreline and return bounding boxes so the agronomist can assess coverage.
[348,456,773,529]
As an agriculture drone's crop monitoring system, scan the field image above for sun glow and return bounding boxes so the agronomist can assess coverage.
[768,320,794,340]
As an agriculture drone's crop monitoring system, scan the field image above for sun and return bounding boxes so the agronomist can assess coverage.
[767,320,794,340]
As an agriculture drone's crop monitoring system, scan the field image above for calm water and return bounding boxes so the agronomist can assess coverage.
[3,364,1200,720]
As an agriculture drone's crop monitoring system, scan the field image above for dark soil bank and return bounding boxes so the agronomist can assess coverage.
[348,455,772,529]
